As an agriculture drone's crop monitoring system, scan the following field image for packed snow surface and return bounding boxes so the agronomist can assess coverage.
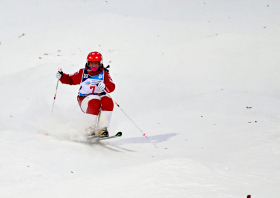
[1,0,280,197]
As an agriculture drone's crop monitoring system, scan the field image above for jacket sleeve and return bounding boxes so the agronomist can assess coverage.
[60,69,83,85]
[104,71,115,93]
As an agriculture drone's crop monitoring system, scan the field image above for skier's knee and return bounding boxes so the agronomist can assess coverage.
[101,96,114,111]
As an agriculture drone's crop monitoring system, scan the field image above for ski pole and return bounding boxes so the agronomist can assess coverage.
[52,68,62,113]
[105,91,148,139]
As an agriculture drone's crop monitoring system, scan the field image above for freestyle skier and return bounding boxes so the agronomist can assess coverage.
[55,51,115,137]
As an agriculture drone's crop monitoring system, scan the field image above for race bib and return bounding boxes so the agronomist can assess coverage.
[79,69,104,96]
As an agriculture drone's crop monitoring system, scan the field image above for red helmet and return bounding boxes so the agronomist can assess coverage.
[87,52,103,65]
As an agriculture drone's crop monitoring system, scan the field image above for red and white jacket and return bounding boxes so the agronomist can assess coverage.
[59,66,115,96]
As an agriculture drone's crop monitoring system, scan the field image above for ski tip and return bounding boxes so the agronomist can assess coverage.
[116,132,122,136]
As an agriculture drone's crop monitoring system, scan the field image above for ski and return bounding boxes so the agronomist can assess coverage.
[86,134,104,140]
[98,132,122,141]
[87,132,122,141]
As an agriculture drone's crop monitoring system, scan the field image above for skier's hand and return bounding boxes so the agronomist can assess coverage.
[97,82,106,90]
[56,71,63,80]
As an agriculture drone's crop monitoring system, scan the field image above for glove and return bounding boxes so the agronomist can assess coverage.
[97,82,106,90]
[56,71,63,79]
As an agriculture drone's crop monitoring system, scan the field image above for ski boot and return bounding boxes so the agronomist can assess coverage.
[99,127,109,137]
[85,127,96,137]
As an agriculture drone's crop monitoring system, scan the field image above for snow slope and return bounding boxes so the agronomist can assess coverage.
[1,0,280,197]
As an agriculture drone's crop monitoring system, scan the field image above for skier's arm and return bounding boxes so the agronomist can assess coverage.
[59,69,83,85]
[104,71,115,93]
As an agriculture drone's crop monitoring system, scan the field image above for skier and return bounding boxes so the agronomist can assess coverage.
[55,51,115,137]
